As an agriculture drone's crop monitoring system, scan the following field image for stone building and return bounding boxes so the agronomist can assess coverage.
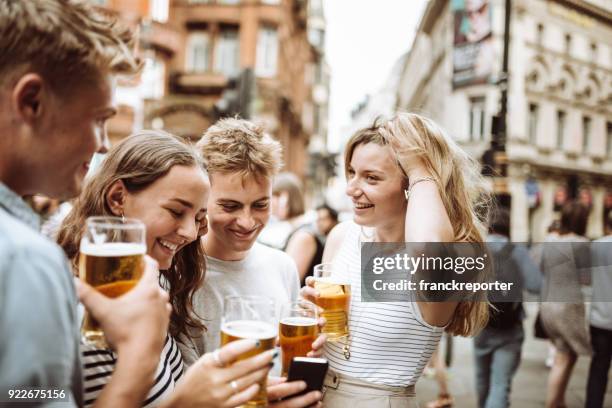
[396,0,612,241]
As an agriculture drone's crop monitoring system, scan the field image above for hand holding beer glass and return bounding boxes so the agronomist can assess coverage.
[279,301,319,376]
[221,295,278,407]
[312,264,351,342]
[79,216,146,348]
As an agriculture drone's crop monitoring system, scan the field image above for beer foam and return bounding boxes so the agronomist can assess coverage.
[80,242,146,256]
[314,276,350,286]
[280,317,318,327]
[221,320,277,340]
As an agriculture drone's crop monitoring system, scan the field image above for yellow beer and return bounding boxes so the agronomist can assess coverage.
[221,320,277,407]
[313,279,351,341]
[279,317,318,376]
[79,242,145,348]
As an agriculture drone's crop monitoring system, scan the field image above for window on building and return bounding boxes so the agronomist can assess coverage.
[186,32,210,72]
[582,116,591,152]
[214,27,240,77]
[142,56,165,99]
[150,0,168,22]
[536,23,544,45]
[469,97,486,141]
[255,26,278,78]
[607,122,612,156]
[556,110,565,149]
[528,103,538,143]
[590,42,598,61]
[564,34,572,54]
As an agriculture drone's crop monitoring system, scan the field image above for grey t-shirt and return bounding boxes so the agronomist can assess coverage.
[178,242,300,367]
[0,183,82,407]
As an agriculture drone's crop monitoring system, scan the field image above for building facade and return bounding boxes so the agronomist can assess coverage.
[95,0,330,182]
[396,0,612,241]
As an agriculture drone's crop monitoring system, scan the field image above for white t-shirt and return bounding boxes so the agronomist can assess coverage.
[178,242,300,367]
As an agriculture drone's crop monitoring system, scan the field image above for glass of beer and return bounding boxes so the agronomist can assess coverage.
[79,216,146,348]
[313,263,351,341]
[221,295,277,408]
[279,300,318,376]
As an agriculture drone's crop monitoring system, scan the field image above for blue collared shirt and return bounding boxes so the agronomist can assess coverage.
[0,183,82,407]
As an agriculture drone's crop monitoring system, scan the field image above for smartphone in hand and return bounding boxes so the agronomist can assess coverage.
[287,357,329,397]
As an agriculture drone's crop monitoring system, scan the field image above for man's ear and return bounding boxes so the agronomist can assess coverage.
[12,73,46,123]
[106,180,128,216]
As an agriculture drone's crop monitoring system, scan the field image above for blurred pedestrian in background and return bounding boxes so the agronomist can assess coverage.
[286,203,338,285]
[585,212,612,408]
[473,207,541,408]
[258,172,306,250]
[539,201,591,408]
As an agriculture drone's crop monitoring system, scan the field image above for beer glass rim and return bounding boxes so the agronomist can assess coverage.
[86,216,145,229]
[313,262,335,278]
[281,299,318,318]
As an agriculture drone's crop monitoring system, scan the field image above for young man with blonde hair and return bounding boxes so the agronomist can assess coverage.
[179,118,325,407]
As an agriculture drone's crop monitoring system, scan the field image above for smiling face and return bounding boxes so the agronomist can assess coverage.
[121,165,209,269]
[346,142,407,230]
[205,172,271,261]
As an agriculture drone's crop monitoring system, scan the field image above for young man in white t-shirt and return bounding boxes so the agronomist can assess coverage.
[178,118,325,407]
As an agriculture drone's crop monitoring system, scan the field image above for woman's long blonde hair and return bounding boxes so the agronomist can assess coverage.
[345,112,492,336]
[57,130,207,339]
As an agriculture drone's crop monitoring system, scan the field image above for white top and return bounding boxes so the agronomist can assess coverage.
[178,242,300,368]
[82,334,184,407]
[324,221,444,387]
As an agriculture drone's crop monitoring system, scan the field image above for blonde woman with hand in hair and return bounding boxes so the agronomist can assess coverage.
[302,113,491,407]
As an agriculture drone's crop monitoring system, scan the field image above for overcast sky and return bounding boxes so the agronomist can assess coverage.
[323,0,428,152]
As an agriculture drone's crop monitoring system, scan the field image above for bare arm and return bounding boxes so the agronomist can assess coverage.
[285,230,317,283]
[405,169,457,328]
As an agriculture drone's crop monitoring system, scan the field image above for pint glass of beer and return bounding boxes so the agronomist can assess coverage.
[79,216,146,348]
[221,295,277,408]
[313,263,351,341]
[279,300,318,376]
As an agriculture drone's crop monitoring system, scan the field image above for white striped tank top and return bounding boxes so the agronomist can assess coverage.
[324,222,444,387]
[82,334,184,407]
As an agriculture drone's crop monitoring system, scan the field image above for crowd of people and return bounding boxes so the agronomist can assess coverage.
[0,1,610,408]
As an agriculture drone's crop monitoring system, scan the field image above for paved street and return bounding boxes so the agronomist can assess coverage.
[416,303,612,407]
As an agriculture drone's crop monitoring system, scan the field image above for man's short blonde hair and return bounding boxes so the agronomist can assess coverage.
[0,0,140,95]
[197,118,283,181]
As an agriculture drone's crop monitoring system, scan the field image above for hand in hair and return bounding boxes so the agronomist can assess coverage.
[160,340,274,408]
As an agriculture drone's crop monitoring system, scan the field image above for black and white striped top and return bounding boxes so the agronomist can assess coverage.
[324,222,444,387]
[82,334,184,407]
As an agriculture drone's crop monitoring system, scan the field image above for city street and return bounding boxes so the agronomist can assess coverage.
[417,303,612,407]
